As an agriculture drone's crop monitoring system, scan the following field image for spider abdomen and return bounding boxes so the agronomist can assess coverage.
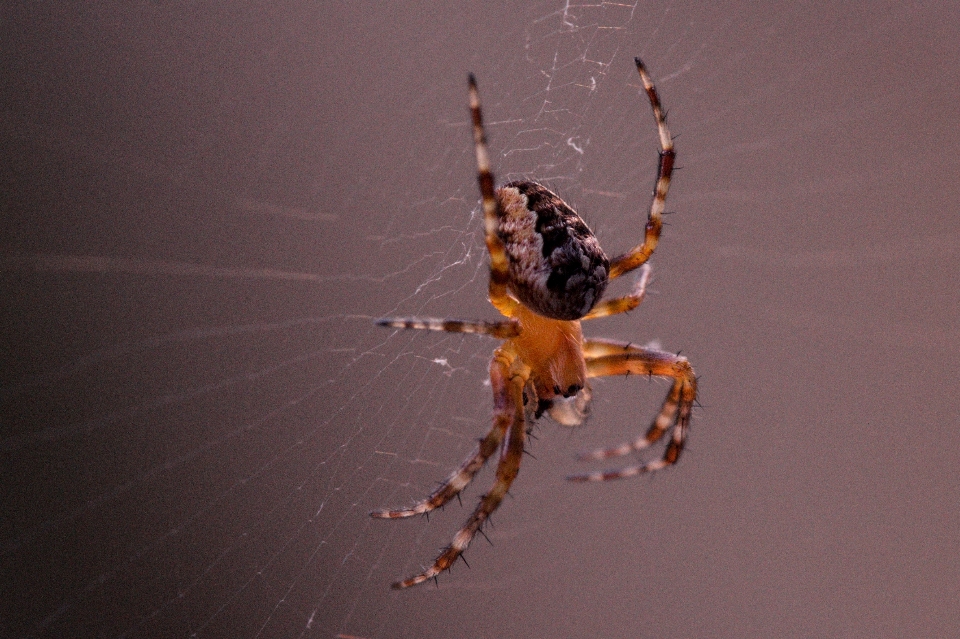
[496,181,609,320]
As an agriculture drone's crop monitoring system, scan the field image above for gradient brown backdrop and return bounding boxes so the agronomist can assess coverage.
[3,2,960,638]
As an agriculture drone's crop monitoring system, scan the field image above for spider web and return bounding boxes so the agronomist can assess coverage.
[1,3,733,638]
[10,1,960,638]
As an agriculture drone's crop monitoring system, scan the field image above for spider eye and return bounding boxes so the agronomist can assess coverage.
[552,384,582,398]
[496,181,609,320]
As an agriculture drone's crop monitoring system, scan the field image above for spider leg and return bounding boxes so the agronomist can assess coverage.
[390,349,527,589]
[582,264,651,320]
[376,316,520,338]
[468,74,519,318]
[370,351,516,519]
[581,337,640,359]
[566,340,695,482]
[608,58,675,280]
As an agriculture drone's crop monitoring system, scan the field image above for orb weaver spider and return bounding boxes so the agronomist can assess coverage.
[373,58,696,589]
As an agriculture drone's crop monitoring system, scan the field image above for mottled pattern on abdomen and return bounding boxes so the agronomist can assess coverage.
[496,181,609,320]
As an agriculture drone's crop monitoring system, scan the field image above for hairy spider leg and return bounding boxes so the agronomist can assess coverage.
[370,348,518,520]
[566,340,696,482]
[375,317,520,339]
[469,73,520,318]
[390,348,528,588]
[608,58,675,280]
[374,76,522,336]
[582,263,651,320]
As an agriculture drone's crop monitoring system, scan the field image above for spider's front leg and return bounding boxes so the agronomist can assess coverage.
[370,344,517,520]
[567,339,696,482]
[379,348,529,589]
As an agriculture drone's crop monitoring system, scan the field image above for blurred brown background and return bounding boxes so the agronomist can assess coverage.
[3,2,959,637]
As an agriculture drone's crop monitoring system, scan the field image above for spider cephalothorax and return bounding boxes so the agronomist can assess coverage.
[496,181,609,320]
[373,58,696,589]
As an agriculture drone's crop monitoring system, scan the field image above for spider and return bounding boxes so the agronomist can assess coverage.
[373,58,696,589]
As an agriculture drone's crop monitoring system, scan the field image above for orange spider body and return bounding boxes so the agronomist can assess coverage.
[373,58,697,589]
[508,300,586,405]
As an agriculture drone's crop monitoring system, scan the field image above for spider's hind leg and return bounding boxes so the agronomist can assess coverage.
[468,74,519,318]
[607,58,675,280]
[582,264,652,321]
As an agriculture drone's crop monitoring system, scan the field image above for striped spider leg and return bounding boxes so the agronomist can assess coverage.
[372,58,695,589]
[607,56,675,280]
[371,344,529,589]
[566,57,693,481]
[566,338,697,482]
